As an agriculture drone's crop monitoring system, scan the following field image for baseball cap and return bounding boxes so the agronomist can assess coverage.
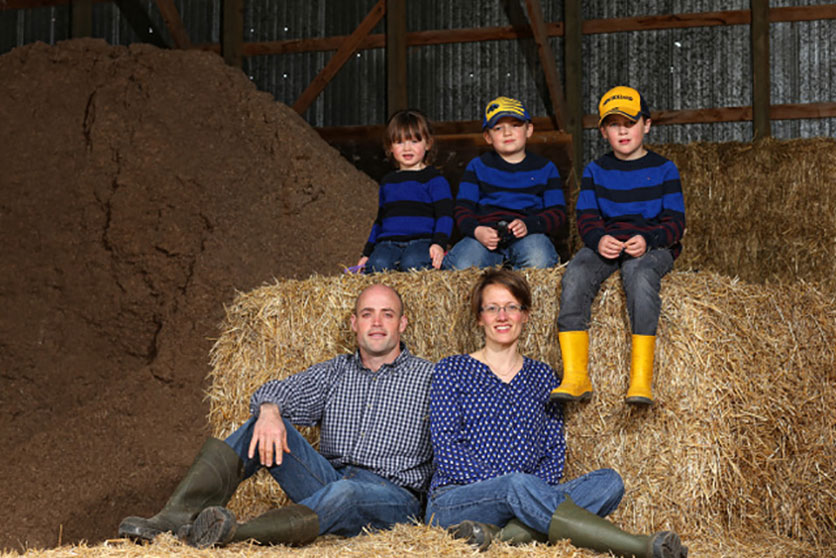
[483,96,531,130]
[598,86,650,126]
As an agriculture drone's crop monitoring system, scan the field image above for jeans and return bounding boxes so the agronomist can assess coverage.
[366,239,433,273]
[558,246,674,335]
[224,417,422,536]
[442,234,558,270]
[425,468,624,534]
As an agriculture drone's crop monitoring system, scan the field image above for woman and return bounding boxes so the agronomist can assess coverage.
[425,269,687,558]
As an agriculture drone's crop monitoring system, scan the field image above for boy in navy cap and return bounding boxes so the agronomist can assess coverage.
[443,96,565,270]
[551,86,686,406]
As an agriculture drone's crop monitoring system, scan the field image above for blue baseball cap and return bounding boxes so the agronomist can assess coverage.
[483,96,531,130]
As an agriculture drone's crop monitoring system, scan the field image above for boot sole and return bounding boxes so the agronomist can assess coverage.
[549,390,592,402]
[447,521,494,552]
[187,507,236,548]
[118,518,167,542]
[625,395,654,405]
[651,530,686,558]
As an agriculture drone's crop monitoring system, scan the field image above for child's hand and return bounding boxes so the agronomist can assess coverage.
[597,235,624,259]
[474,226,500,250]
[429,244,445,269]
[623,235,647,257]
[357,256,369,268]
[507,219,527,238]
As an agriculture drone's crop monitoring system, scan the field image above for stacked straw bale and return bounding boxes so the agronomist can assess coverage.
[206,268,835,556]
[650,137,836,289]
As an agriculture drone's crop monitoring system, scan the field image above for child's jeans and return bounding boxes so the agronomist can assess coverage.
[366,239,433,273]
[442,234,558,270]
[557,246,674,335]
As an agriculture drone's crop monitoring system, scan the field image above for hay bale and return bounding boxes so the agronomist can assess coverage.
[651,138,836,289]
[206,268,836,552]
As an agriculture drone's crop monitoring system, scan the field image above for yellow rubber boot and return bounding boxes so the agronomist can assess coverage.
[625,334,656,405]
[550,331,593,402]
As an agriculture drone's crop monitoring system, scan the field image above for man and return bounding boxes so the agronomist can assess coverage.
[119,284,434,548]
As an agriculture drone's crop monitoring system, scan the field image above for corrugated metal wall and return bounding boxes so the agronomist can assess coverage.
[2,0,833,163]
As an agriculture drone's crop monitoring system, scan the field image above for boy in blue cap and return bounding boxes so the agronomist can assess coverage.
[443,96,565,270]
[551,86,686,406]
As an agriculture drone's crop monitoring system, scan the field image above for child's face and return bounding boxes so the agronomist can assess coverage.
[600,115,651,161]
[389,136,429,171]
[483,117,532,162]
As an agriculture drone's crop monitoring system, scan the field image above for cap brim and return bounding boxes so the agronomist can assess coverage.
[484,112,529,129]
[598,109,642,126]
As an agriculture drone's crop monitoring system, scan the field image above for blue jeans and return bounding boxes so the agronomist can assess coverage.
[425,469,623,534]
[224,417,422,536]
[558,246,674,335]
[442,234,558,270]
[366,239,433,273]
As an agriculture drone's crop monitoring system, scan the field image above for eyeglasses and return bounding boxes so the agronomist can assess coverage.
[480,303,525,316]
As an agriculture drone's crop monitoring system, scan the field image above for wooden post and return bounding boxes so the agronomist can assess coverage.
[70,0,92,38]
[155,0,192,49]
[386,0,408,116]
[563,0,582,183]
[113,0,168,47]
[751,0,771,140]
[523,0,568,131]
[221,0,244,68]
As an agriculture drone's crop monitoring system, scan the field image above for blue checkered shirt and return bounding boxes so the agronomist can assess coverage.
[429,354,566,494]
[250,344,434,493]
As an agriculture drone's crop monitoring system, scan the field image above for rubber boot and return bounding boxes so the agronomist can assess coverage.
[185,504,319,548]
[548,496,687,558]
[448,518,546,551]
[550,330,593,402]
[118,438,244,542]
[625,334,656,405]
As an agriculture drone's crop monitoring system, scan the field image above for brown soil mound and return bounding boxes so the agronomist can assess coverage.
[0,38,376,551]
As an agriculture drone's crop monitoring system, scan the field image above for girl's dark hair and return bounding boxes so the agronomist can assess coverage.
[469,268,532,321]
[383,109,437,165]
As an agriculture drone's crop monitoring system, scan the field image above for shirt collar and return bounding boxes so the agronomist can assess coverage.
[352,342,411,373]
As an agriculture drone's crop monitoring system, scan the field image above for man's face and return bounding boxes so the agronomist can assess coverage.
[351,285,407,362]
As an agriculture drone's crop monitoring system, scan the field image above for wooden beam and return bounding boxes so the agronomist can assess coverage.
[563,0,582,184]
[70,0,92,38]
[292,0,386,116]
[751,0,771,140]
[386,0,407,115]
[221,0,243,67]
[2,0,109,9]
[154,0,192,49]
[523,0,567,131]
[113,0,168,48]
[185,5,836,57]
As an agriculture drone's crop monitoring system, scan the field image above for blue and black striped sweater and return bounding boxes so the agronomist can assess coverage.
[577,150,686,258]
[362,166,454,257]
[454,150,566,238]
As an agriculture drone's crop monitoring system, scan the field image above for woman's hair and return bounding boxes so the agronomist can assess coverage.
[469,268,532,321]
[383,109,437,165]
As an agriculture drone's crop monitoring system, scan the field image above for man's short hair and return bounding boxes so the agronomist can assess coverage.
[354,284,405,316]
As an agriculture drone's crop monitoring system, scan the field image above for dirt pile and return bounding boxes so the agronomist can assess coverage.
[0,38,376,551]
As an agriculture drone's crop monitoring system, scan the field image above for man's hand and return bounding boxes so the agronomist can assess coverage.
[623,235,647,257]
[429,243,445,269]
[474,226,500,250]
[597,235,624,259]
[248,403,290,467]
[507,219,528,238]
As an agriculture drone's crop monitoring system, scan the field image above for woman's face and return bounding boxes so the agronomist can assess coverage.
[477,284,529,347]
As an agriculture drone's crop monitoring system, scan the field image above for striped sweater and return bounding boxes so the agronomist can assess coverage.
[454,150,566,238]
[363,166,454,257]
[577,150,686,258]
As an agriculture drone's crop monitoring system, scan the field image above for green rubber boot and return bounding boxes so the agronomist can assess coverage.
[185,505,319,548]
[118,438,243,542]
[548,496,687,558]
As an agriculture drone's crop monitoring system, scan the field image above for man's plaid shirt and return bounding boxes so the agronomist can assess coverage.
[250,345,434,493]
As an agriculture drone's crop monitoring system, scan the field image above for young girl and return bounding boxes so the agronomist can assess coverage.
[357,109,453,272]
